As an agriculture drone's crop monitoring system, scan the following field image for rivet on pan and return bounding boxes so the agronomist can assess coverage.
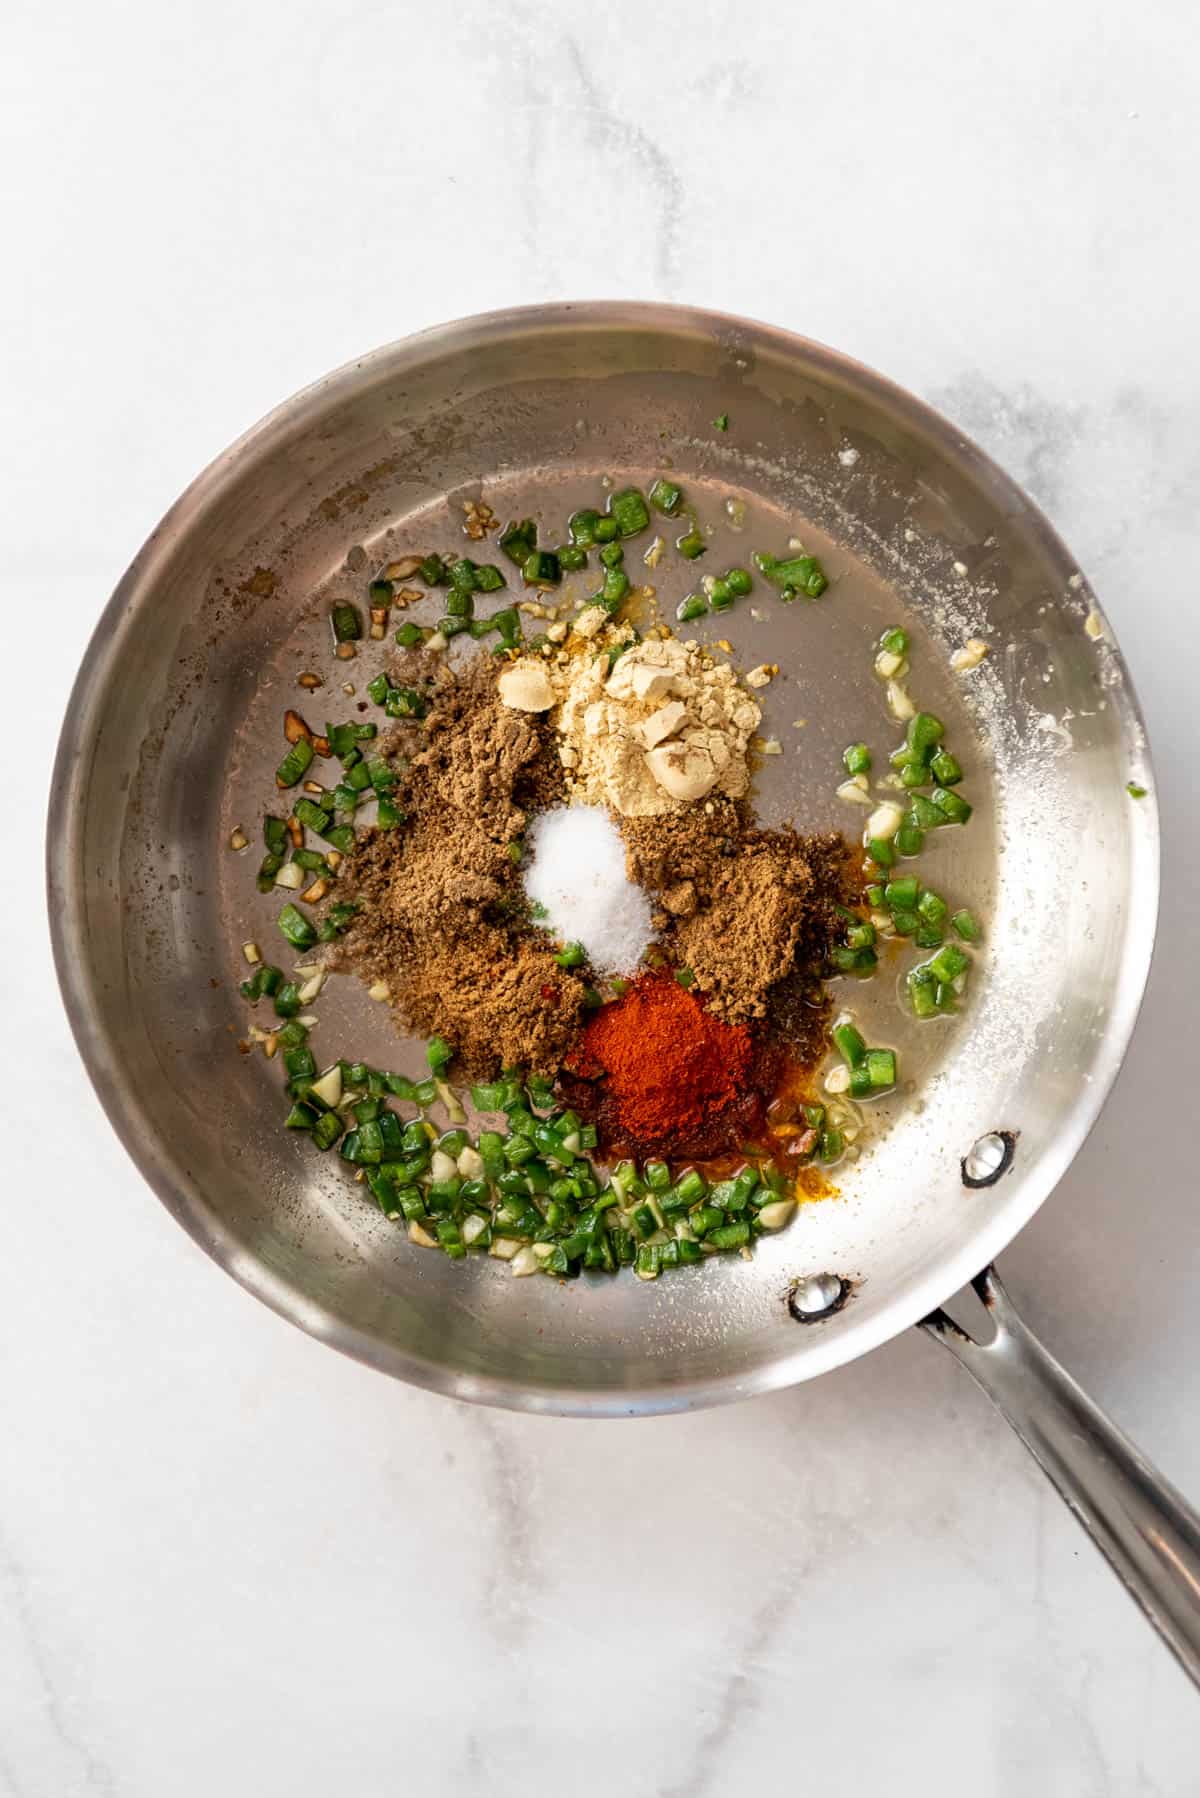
[961,1130,1017,1190]
[787,1273,848,1323]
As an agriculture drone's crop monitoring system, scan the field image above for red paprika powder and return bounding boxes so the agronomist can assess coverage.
[563,972,769,1162]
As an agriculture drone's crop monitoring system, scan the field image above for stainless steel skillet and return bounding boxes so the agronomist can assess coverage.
[47,303,1200,1680]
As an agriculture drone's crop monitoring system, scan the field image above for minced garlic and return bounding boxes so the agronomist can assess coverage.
[950,638,989,672]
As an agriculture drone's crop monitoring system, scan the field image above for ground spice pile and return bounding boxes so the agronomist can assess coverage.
[621,801,858,1059]
[548,632,761,815]
[328,643,856,1134]
[561,971,771,1162]
[332,655,585,1075]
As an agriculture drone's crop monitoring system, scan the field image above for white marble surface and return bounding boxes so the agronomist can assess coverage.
[5,2,1200,1791]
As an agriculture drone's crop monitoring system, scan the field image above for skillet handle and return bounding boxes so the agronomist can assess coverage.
[921,1265,1200,1688]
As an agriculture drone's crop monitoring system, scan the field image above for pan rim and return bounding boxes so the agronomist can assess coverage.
[46,300,1161,1415]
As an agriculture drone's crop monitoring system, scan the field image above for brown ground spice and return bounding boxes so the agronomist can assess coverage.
[621,804,859,1059]
[329,655,582,1076]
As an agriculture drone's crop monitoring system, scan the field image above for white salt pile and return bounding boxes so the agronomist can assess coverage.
[524,805,653,975]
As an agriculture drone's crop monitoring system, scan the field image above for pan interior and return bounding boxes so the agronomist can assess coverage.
[51,306,1157,1413]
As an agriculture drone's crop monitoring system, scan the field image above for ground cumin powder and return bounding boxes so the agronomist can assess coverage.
[331,657,583,1076]
[621,802,857,1057]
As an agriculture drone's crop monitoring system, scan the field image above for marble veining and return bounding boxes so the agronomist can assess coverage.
[0,1529,118,1798]
[562,35,686,292]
